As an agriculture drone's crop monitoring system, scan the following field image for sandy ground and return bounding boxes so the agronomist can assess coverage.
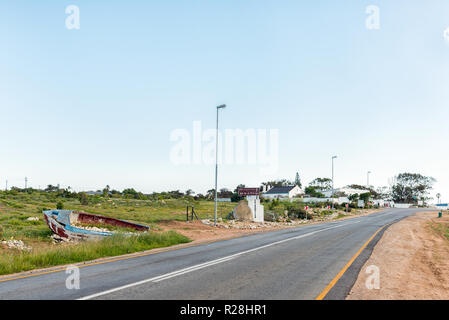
[157,220,283,242]
[157,209,382,243]
[347,211,449,300]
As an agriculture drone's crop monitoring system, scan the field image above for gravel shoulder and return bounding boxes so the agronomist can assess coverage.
[157,208,381,242]
[347,211,449,300]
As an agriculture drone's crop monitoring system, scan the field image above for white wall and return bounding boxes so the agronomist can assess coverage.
[246,196,264,222]
[263,193,289,200]
[393,203,413,209]
[289,186,304,198]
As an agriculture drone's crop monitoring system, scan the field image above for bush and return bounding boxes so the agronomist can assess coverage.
[264,212,279,222]
[268,199,280,210]
[56,202,64,210]
[78,192,89,205]
[285,203,309,220]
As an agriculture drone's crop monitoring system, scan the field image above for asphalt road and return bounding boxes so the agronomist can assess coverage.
[0,208,422,300]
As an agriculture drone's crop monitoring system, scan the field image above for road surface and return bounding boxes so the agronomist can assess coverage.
[0,208,421,300]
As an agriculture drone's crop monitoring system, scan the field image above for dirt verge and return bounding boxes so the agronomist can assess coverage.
[157,208,382,242]
[347,211,449,300]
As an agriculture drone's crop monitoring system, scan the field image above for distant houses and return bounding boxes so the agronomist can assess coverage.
[262,185,303,200]
[316,187,369,198]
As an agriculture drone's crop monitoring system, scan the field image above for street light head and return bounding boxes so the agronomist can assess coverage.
[332,156,337,159]
[217,104,226,109]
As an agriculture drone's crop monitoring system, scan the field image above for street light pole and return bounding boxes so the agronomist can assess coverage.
[332,155,337,209]
[214,104,226,226]
[367,171,371,187]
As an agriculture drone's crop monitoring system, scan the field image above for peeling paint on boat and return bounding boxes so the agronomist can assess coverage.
[43,210,149,241]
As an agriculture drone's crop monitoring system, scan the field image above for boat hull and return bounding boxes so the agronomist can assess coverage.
[43,210,149,241]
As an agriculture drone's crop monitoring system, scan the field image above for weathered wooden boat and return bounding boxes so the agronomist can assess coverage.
[43,210,149,241]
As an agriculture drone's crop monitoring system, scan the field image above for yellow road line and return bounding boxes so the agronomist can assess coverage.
[0,241,208,283]
[315,225,386,300]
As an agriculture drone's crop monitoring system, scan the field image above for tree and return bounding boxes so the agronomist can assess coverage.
[185,189,195,196]
[102,185,110,198]
[295,172,302,189]
[231,184,246,202]
[218,188,233,198]
[375,186,389,200]
[390,173,435,204]
[261,179,294,188]
[359,192,371,208]
[346,184,380,199]
[123,188,139,199]
[304,186,325,198]
[206,189,215,200]
[309,178,332,191]
[78,192,89,205]
[45,185,59,193]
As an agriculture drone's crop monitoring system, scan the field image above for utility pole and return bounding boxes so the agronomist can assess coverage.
[331,155,337,209]
[5,180,8,191]
[25,177,28,189]
[214,104,226,226]
[367,171,371,187]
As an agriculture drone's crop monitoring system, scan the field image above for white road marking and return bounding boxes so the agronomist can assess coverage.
[77,220,361,300]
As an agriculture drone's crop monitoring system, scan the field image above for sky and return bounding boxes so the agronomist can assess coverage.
[0,1,448,202]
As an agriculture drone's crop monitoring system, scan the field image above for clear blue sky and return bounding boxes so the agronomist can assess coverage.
[1,1,448,202]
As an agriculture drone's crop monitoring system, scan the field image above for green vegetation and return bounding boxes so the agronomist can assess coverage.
[261,199,364,222]
[430,221,449,242]
[0,184,378,276]
[390,173,435,204]
[304,186,325,198]
[0,188,236,275]
[0,188,236,237]
[0,231,190,276]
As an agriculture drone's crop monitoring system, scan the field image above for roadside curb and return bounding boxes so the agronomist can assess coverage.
[322,216,411,300]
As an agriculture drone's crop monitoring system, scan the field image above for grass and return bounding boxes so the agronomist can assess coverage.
[430,221,449,242]
[0,231,190,276]
[0,190,236,241]
[0,190,377,276]
[0,190,235,275]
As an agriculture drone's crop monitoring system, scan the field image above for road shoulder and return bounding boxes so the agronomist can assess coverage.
[346,211,449,300]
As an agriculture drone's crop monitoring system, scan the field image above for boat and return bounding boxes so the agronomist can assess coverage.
[43,210,149,241]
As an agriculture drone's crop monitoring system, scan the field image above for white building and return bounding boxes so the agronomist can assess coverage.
[262,185,303,200]
[302,197,350,205]
[318,187,370,198]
